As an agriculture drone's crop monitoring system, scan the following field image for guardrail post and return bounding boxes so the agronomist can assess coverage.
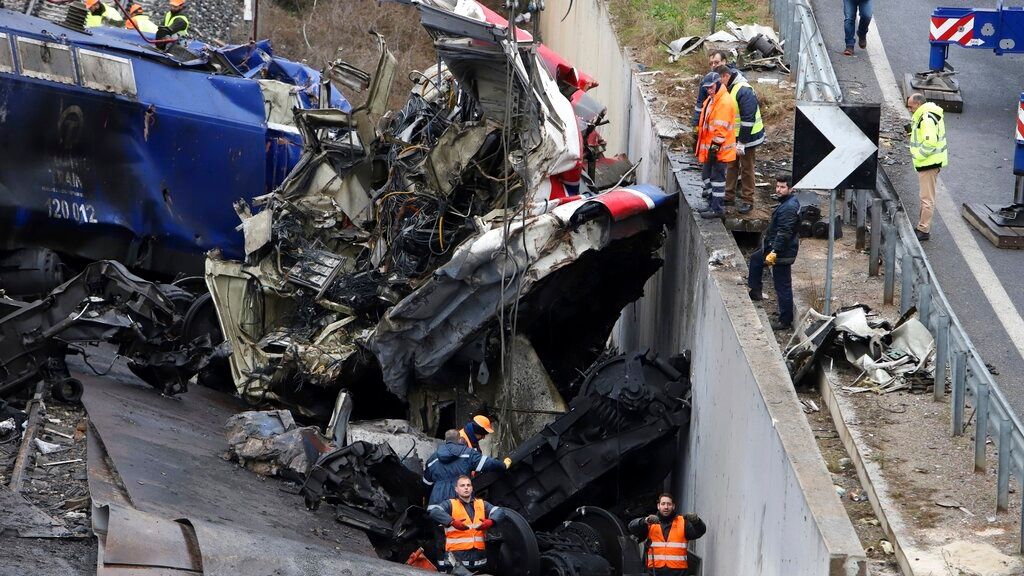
[919,281,932,327]
[998,417,1011,512]
[900,253,914,314]
[934,314,950,401]
[883,224,896,304]
[951,350,967,435]
[975,381,990,472]
[855,190,867,249]
[869,198,881,276]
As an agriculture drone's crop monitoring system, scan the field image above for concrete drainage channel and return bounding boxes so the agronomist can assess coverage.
[540,1,868,574]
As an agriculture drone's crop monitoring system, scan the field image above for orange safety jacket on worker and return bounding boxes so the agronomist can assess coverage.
[696,87,738,165]
[445,499,487,552]
[647,515,689,570]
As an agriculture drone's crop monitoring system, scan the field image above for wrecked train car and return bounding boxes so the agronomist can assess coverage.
[0,9,349,296]
[204,0,678,433]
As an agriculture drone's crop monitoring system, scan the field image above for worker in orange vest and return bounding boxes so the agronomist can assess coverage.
[458,414,494,451]
[696,65,738,219]
[427,475,505,573]
[124,4,159,33]
[629,493,706,575]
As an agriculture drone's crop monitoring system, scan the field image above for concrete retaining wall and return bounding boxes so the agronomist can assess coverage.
[540,2,867,574]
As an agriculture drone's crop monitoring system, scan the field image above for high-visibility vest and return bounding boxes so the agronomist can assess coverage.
[910,102,948,170]
[730,80,765,146]
[458,428,477,450]
[84,4,123,28]
[445,499,487,552]
[647,516,688,570]
[163,11,190,36]
[696,88,737,164]
[125,14,158,33]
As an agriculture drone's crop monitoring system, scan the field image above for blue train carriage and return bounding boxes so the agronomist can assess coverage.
[0,9,349,294]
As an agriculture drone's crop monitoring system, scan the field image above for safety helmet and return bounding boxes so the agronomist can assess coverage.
[129,4,143,15]
[84,0,99,9]
[473,415,494,434]
[169,0,185,7]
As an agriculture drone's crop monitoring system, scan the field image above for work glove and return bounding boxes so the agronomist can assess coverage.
[709,144,720,163]
[451,519,469,531]
[503,457,512,469]
[478,518,494,530]
[765,251,777,266]
[736,143,745,156]
[684,513,701,524]
[645,514,659,525]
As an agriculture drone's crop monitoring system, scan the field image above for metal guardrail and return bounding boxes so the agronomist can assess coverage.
[771,0,1024,553]
[769,0,841,102]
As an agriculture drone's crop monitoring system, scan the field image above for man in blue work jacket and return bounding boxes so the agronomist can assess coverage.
[748,173,799,331]
[691,50,744,131]
[422,430,509,505]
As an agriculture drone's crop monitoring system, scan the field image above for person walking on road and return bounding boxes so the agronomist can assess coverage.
[843,0,872,55]
[428,475,505,574]
[720,66,765,215]
[696,66,738,219]
[906,93,948,241]
[748,173,800,331]
[628,493,706,576]
[423,430,509,505]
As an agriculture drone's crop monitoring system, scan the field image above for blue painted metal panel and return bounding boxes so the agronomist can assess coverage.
[0,9,350,275]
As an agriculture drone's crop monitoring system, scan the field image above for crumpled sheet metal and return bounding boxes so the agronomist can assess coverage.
[369,200,607,396]
[224,410,322,478]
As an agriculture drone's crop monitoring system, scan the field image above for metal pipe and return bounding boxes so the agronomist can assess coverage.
[918,280,932,327]
[710,0,718,34]
[824,189,836,315]
[998,417,1012,512]
[883,223,896,304]
[856,189,867,249]
[869,198,881,276]
[952,350,967,435]
[934,314,949,401]
[900,253,914,314]
[976,382,990,472]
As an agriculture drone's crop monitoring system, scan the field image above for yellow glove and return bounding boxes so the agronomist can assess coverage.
[765,251,777,266]
[503,457,512,469]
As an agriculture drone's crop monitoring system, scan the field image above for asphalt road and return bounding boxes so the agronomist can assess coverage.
[807,0,1024,413]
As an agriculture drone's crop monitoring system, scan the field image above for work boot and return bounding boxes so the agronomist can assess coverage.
[699,197,724,219]
[737,202,753,214]
[701,189,711,199]
[915,229,930,241]
[770,319,792,331]
[748,289,764,301]
[858,35,867,49]
[723,198,735,206]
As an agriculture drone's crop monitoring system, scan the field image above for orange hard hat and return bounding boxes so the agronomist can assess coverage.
[169,0,185,7]
[473,415,494,434]
[84,0,99,8]
[129,4,143,14]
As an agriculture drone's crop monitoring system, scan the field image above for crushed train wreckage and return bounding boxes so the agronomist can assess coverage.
[1,0,692,574]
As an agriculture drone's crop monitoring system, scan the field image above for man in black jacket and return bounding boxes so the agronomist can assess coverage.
[628,493,707,576]
[748,173,800,331]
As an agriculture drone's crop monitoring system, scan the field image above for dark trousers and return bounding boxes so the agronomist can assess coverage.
[725,146,756,203]
[748,247,794,325]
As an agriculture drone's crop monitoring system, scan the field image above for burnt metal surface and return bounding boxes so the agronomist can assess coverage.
[475,351,691,526]
[0,261,209,400]
[300,440,424,537]
[78,363,376,557]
